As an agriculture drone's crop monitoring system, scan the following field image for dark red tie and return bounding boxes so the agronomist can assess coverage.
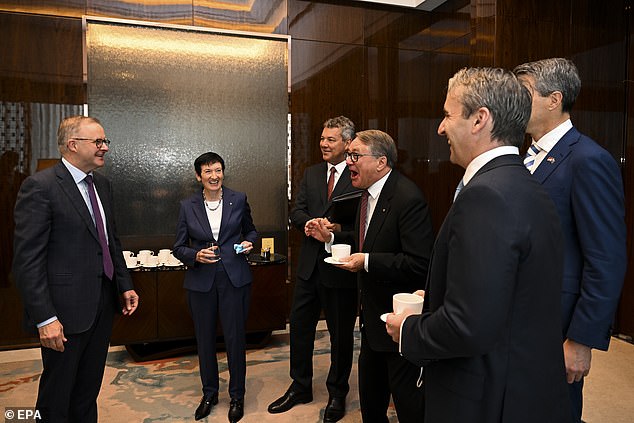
[327,167,336,201]
[85,175,114,280]
[358,190,369,251]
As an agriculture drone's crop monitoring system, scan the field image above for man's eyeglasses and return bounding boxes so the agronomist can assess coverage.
[72,137,111,149]
[344,151,380,163]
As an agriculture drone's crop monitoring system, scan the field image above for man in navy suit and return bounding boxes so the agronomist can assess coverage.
[387,67,571,423]
[309,129,433,423]
[13,115,138,422]
[514,58,627,422]
[268,116,358,423]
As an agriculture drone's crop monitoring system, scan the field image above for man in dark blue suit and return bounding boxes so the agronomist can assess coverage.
[514,58,627,422]
[268,116,358,423]
[13,115,138,422]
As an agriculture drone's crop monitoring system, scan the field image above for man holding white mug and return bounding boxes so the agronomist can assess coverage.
[308,129,434,423]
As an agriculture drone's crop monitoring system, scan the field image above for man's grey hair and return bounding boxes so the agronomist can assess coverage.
[355,129,398,168]
[513,57,581,113]
[324,116,356,141]
[448,67,531,148]
[57,115,102,154]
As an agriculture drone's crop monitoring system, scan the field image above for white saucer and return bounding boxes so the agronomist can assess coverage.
[324,257,341,265]
[141,263,158,268]
[164,262,183,267]
[126,263,140,269]
[380,313,389,322]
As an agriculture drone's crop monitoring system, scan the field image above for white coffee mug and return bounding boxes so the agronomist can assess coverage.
[331,244,351,261]
[393,293,424,315]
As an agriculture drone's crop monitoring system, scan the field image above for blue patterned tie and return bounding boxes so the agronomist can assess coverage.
[453,179,464,202]
[85,175,114,280]
[523,143,541,170]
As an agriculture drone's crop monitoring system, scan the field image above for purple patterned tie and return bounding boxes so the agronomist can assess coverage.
[85,175,114,280]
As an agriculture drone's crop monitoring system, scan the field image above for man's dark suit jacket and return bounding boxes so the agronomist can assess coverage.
[173,186,257,291]
[401,155,570,423]
[291,162,358,288]
[533,127,626,350]
[339,170,434,352]
[13,161,133,334]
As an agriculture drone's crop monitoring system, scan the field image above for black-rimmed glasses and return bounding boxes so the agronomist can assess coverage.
[344,151,380,163]
[72,137,111,149]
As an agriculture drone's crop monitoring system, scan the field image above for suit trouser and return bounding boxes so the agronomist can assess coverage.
[568,379,583,422]
[289,268,358,398]
[188,263,251,399]
[358,333,424,423]
[37,277,115,423]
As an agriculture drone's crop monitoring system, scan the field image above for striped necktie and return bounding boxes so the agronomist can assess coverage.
[327,167,336,201]
[453,179,464,202]
[523,143,541,171]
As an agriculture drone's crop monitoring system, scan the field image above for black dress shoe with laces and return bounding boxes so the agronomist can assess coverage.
[195,393,218,421]
[228,398,244,423]
[267,387,313,413]
[323,396,346,423]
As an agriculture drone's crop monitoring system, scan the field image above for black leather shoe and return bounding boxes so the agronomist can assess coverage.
[267,387,313,413]
[228,398,244,423]
[195,393,218,421]
[323,396,346,423]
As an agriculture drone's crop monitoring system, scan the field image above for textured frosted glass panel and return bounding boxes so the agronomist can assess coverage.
[86,21,288,239]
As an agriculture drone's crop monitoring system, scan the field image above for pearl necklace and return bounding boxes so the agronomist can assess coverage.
[203,188,223,212]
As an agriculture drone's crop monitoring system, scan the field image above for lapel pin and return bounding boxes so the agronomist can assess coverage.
[547,156,555,163]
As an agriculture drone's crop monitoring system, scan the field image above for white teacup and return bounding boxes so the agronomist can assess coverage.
[124,256,137,267]
[157,249,171,263]
[141,255,159,267]
[138,249,154,262]
[331,244,351,262]
[122,250,134,258]
[393,293,424,315]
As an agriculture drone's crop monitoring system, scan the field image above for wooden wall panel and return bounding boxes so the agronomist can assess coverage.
[0,13,83,104]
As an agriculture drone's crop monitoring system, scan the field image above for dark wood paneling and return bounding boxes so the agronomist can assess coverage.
[0,12,83,104]
[288,0,364,44]
[156,270,194,339]
[495,16,570,68]
[111,271,158,345]
[497,0,570,23]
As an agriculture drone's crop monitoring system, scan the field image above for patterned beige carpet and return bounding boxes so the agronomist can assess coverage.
[0,328,387,422]
[1,329,633,422]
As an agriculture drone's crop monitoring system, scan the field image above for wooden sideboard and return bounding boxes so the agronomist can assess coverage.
[110,257,287,359]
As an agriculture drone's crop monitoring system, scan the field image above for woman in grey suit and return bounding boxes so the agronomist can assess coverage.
[173,152,257,423]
